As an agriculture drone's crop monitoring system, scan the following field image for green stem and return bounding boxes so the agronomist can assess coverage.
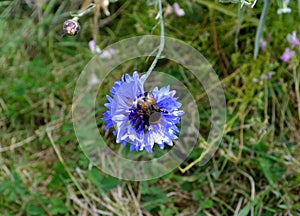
[144,0,165,81]
[293,66,300,120]
[254,0,270,59]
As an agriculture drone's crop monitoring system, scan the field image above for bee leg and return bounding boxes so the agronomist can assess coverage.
[159,108,170,115]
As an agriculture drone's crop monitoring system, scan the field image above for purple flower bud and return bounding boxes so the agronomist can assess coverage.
[62,19,80,37]
[89,40,96,53]
[259,35,271,51]
[287,31,300,48]
[280,48,295,63]
[173,3,185,17]
[260,40,267,51]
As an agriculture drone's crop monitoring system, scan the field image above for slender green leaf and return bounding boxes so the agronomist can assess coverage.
[254,0,270,59]
[238,202,252,216]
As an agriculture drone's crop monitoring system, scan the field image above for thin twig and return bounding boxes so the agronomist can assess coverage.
[238,169,256,216]
[178,133,224,173]
[212,10,228,76]
[234,197,244,216]
[0,136,36,153]
[238,111,245,162]
[127,184,143,216]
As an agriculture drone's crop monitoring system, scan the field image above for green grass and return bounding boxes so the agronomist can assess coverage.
[1,0,300,215]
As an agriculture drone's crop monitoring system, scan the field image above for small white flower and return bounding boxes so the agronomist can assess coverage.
[277,7,292,14]
[277,0,291,14]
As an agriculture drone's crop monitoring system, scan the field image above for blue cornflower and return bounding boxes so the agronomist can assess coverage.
[102,72,184,153]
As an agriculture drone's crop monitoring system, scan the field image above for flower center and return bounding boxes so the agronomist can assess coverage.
[128,93,162,132]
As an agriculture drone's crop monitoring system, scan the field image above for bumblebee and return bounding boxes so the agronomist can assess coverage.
[134,92,169,124]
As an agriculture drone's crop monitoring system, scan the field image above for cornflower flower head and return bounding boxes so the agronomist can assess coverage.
[102,72,184,153]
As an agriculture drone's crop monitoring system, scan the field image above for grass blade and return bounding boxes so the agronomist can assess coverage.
[254,0,270,59]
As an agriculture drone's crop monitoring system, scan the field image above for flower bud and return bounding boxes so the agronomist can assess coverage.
[62,19,80,37]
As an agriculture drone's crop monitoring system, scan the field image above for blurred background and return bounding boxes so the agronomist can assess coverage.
[0,0,300,215]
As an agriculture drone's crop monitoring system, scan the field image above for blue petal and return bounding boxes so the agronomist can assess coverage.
[129,144,135,152]
[145,145,153,153]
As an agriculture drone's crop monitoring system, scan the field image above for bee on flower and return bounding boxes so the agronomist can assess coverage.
[102,72,184,153]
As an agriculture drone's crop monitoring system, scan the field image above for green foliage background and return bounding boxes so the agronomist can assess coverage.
[0,0,299,215]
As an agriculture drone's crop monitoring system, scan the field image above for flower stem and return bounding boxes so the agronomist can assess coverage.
[144,0,165,81]
[70,3,96,18]
[293,66,300,120]
[254,0,270,59]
